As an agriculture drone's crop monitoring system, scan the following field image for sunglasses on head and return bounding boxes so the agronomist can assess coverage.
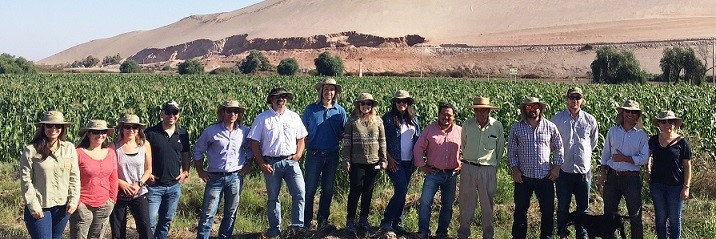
[395,99,410,104]
[89,130,108,135]
[359,101,374,107]
[122,125,141,130]
[659,119,676,125]
[225,108,243,114]
[568,95,582,100]
[44,124,63,129]
[164,110,179,116]
[525,104,540,110]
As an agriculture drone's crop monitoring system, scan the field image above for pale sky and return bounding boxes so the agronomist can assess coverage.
[0,1,263,61]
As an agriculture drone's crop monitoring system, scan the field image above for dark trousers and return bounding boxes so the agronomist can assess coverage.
[556,170,591,238]
[512,176,555,239]
[604,173,643,239]
[346,163,380,222]
[109,195,152,239]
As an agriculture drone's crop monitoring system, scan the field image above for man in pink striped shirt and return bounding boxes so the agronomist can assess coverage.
[413,103,462,239]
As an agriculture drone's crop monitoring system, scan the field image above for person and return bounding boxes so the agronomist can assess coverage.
[302,78,347,231]
[379,90,421,236]
[647,110,691,239]
[342,93,387,235]
[599,99,649,239]
[508,97,564,239]
[413,103,462,239]
[193,100,253,239]
[458,97,504,239]
[109,114,153,239]
[551,88,598,239]
[20,110,80,239]
[71,119,119,239]
[145,100,191,239]
[248,87,308,238]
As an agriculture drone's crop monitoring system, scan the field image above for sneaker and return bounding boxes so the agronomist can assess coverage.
[287,227,310,238]
[436,232,450,239]
[345,221,357,234]
[414,232,430,239]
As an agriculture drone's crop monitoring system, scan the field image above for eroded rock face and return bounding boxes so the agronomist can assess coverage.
[129,31,425,63]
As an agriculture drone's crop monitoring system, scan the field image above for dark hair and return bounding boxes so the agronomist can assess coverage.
[389,98,417,127]
[438,102,457,117]
[30,124,69,159]
[77,133,111,149]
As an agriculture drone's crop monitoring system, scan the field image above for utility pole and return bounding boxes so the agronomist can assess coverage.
[712,37,715,85]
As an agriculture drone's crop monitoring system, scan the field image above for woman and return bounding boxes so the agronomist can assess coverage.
[379,90,421,235]
[648,110,692,239]
[109,115,153,239]
[342,93,387,235]
[20,110,80,239]
[71,119,119,239]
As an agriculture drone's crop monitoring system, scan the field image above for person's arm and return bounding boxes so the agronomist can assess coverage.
[177,129,191,183]
[549,124,564,180]
[681,139,693,200]
[342,119,354,172]
[507,125,523,183]
[140,141,153,185]
[590,118,599,151]
[20,146,43,218]
[631,133,651,166]
[109,151,119,203]
[292,118,308,161]
[192,128,210,182]
[496,122,506,167]
[66,146,80,215]
[239,126,254,176]
[412,125,434,174]
[377,118,388,169]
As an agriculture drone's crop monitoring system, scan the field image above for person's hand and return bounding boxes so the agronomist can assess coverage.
[259,163,274,174]
[681,187,690,200]
[595,171,607,192]
[387,159,398,172]
[511,168,523,183]
[548,167,560,181]
[146,175,156,185]
[419,166,435,175]
[197,169,209,183]
[119,180,137,196]
[176,171,190,183]
[644,171,651,182]
[612,149,630,163]
[66,203,78,215]
[291,154,301,162]
[379,161,388,170]
[32,210,44,219]
[239,165,252,176]
[342,161,350,172]
[455,166,462,175]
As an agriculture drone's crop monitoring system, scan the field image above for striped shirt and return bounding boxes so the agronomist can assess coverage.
[342,115,387,164]
[508,119,564,179]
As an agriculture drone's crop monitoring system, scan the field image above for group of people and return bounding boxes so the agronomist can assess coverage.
[19,77,692,239]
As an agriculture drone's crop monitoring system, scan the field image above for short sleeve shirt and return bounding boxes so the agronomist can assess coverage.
[145,124,190,185]
[248,108,308,157]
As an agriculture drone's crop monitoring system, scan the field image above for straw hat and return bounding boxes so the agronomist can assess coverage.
[470,97,500,109]
[392,90,415,105]
[116,114,147,130]
[216,100,246,118]
[78,120,115,136]
[520,97,548,111]
[35,110,72,126]
[314,78,342,94]
[265,87,294,104]
[652,110,682,127]
[353,93,378,106]
[616,100,641,112]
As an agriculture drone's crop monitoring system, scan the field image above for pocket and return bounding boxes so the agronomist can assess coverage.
[484,137,498,150]
[575,126,588,139]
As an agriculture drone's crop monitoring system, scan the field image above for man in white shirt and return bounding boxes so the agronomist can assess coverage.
[248,87,309,238]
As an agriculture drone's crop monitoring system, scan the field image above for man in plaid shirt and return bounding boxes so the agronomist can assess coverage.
[508,97,564,239]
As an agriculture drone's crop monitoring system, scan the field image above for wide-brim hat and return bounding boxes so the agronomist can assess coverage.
[616,99,641,112]
[567,87,583,97]
[314,78,342,94]
[353,93,379,106]
[520,97,548,110]
[470,97,500,109]
[217,100,246,114]
[116,114,147,130]
[392,90,415,104]
[78,119,115,136]
[266,87,294,104]
[35,110,72,126]
[652,110,682,127]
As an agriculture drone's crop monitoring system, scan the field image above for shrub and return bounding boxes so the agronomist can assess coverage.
[276,58,299,76]
[178,59,204,75]
[102,53,122,66]
[590,46,647,84]
[238,50,273,74]
[314,51,344,76]
[660,47,706,85]
[209,67,239,75]
[0,53,37,74]
[119,60,142,73]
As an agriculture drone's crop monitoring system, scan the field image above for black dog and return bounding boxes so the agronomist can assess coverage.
[565,211,631,239]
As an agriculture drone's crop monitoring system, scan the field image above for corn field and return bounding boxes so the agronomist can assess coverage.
[1,74,714,162]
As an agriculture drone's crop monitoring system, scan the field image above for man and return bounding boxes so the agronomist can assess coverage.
[413,103,462,239]
[193,100,252,239]
[458,97,504,239]
[248,87,308,238]
[600,100,649,239]
[144,100,191,239]
[508,97,564,239]
[551,87,598,239]
[302,78,346,231]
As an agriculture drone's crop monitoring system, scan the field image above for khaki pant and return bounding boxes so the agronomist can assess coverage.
[457,164,497,239]
[70,200,115,239]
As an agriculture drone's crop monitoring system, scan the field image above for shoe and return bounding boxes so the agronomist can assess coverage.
[287,227,310,238]
[317,220,337,233]
[393,225,409,235]
[414,231,430,239]
[380,223,395,232]
[345,221,357,234]
[358,218,371,235]
[435,232,450,239]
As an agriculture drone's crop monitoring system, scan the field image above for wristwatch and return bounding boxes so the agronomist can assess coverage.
[137,180,146,187]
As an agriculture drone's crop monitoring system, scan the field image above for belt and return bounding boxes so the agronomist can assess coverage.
[264,155,294,160]
[431,167,456,173]
[608,168,639,176]
[461,160,489,167]
[209,170,239,176]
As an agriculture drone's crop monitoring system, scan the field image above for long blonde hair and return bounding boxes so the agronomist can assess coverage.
[351,103,379,124]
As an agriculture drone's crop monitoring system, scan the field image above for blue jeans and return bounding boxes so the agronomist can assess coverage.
[24,205,69,239]
[147,183,182,239]
[264,156,306,237]
[196,172,244,239]
[603,173,643,239]
[418,171,457,236]
[556,170,591,238]
[381,160,415,227]
[303,150,339,225]
[513,176,555,239]
[650,182,684,239]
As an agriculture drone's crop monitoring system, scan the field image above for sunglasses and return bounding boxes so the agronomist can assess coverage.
[122,125,141,130]
[273,94,289,99]
[568,95,582,100]
[623,109,640,115]
[44,124,64,129]
[89,130,108,135]
[395,99,410,104]
[164,110,179,116]
[524,104,541,110]
[225,109,243,114]
[359,101,374,107]
[659,119,676,125]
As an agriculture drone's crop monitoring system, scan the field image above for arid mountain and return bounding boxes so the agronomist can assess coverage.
[39,0,716,77]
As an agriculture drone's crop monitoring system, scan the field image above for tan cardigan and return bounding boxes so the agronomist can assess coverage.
[342,115,387,164]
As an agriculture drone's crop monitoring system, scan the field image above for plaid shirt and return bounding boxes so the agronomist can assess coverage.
[508,118,564,179]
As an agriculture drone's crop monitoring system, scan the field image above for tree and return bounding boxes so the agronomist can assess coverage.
[238,50,273,74]
[209,67,239,75]
[590,47,647,84]
[314,51,344,76]
[119,60,142,73]
[0,53,37,74]
[660,47,705,85]
[277,58,299,76]
[82,55,100,68]
[102,53,122,65]
[178,59,204,75]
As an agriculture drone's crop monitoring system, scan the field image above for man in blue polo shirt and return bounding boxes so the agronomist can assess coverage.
[302,78,347,232]
[144,100,191,239]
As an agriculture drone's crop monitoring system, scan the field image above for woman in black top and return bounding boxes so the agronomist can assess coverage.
[647,110,691,239]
